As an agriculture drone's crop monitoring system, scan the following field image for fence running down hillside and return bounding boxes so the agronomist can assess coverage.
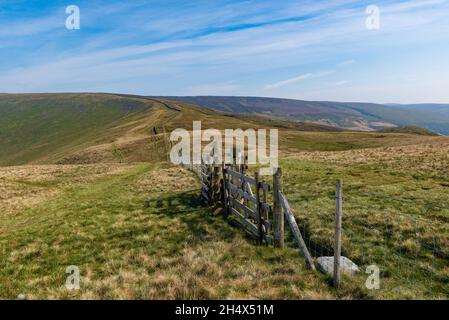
[149,126,171,162]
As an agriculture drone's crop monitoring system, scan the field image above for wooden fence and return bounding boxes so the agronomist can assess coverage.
[199,161,316,271]
[222,165,273,245]
[198,160,220,205]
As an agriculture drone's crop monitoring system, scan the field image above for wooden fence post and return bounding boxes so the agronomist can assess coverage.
[334,179,343,288]
[220,168,225,205]
[213,164,220,204]
[255,171,263,245]
[273,168,284,248]
[221,164,229,216]
[208,164,214,205]
[163,126,170,162]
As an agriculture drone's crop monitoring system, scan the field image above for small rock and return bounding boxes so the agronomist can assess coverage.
[17,293,26,300]
[316,256,359,275]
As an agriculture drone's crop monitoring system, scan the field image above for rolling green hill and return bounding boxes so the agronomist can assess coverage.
[0,93,156,165]
[1,93,449,299]
[161,96,449,134]
[1,93,444,166]
[378,125,439,136]
[0,93,433,166]
[0,93,344,166]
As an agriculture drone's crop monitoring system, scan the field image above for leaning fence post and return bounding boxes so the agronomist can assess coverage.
[334,179,343,288]
[273,168,284,248]
[255,171,263,245]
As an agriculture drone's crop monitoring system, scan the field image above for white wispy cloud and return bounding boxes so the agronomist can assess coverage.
[332,80,349,87]
[337,60,355,67]
[0,0,448,103]
[264,71,334,90]
[0,15,60,37]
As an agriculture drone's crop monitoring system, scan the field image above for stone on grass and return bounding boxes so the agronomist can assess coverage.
[316,256,359,275]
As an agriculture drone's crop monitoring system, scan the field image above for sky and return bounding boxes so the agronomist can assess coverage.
[0,0,448,103]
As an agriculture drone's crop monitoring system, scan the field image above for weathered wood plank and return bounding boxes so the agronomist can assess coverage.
[273,168,284,248]
[228,196,272,230]
[227,181,257,204]
[229,207,260,236]
[280,192,316,270]
[200,171,210,180]
[229,204,273,245]
[228,196,256,217]
[201,182,209,191]
[255,172,263,244]
[225,168,256,185]
[245,182,254,196]
[222,164,229,216]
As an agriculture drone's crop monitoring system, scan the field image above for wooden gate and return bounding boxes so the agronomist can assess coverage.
[222,165,273,245]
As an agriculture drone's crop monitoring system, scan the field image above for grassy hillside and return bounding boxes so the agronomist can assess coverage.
[2,139,449,299]
[0,94,270,165]
[0,163,335,299]
[0,93,417,166]
[1,93,443,166]
[378,126,439,136]
[161,96,449,134]
[0,94,157,165]
[1,93,448,300]
[277,138,449,299]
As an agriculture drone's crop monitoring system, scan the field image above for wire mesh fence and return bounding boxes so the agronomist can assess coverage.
[290,204,449,299]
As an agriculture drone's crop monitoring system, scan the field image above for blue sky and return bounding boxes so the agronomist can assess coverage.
[0,0,448,103]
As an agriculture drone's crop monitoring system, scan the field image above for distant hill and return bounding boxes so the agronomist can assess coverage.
[161,96,449,134]
[0,93,345,166]
[388,103,449,117]
[378,126,439,136]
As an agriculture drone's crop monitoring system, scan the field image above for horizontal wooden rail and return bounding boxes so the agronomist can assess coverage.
[226,168,270,191]
[229,207,259,235]
[226,168,256,185]
[229,207,273,245]
[228,196,271,230]
[227,181,257,204]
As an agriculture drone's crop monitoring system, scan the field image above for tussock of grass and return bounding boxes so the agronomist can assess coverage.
[0,163,335,300]
[279,140,449,299]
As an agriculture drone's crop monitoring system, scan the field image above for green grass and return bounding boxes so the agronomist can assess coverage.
[275,154,449,299]
[2,93,436,165]
[2,140,448,299]
[280,130,438,152]
[0,94,157,165]
[1,93,448,299]
[0,163,340,299]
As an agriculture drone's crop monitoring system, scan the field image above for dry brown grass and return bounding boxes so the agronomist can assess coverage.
[0,164,134,217]
[285,136,449,178]
[135,167,198,194]
[71,241,334,300]
[0,164,340,300]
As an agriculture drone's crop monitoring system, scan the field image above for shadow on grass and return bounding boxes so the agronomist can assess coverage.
[144,190,244,243]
